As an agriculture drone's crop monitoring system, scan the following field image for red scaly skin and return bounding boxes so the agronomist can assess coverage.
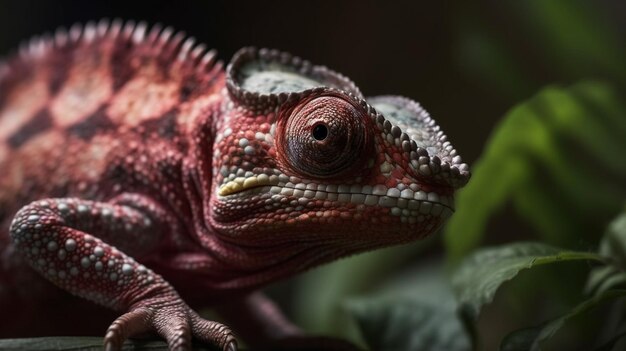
[0,20,470,350]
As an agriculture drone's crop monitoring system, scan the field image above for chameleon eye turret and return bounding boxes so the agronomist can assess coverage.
[0,21,470,351]
[225,47,364,110]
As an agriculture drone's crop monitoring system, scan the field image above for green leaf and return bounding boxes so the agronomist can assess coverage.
[452,242,604,321]
[349,300,469,351]
[585,265,626,297]
[599,209,626,267]
[347,260,470,351]
[500,289,626,351]
[586,210,626,296]
[289,239,435,343]
[444,81,626,266]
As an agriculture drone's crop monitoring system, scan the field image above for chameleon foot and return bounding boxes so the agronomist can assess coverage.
[104,303,237,351]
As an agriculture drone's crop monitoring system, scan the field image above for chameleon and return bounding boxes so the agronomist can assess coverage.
[0,19,470,350]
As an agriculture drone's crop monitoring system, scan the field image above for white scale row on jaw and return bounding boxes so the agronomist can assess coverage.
[219,174,451,203]
[273,186,453,219]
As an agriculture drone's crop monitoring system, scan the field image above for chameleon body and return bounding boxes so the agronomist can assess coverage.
[0,20,470,350]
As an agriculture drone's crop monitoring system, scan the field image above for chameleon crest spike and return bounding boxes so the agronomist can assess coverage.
[0,20,470,351]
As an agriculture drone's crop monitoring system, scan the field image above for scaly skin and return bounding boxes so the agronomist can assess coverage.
[0,20,470,350]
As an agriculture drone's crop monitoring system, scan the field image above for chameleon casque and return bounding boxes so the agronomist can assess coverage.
[0,20,470,350]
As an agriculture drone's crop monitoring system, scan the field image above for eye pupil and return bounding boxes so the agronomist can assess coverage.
[312,124,328,141]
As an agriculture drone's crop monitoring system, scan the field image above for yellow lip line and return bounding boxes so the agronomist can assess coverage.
[218,176,272,196]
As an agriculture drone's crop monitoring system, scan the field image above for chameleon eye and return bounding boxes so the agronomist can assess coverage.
[283,96,369,178]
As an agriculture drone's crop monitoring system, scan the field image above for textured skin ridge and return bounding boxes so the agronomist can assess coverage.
[0,20,470,351]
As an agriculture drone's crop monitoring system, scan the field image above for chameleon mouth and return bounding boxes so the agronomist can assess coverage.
[217,176,454,218]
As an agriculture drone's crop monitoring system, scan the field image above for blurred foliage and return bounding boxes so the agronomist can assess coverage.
[444,80,626,265]
[346,261,469,351]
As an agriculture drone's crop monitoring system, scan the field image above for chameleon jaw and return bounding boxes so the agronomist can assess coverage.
[216,175,455,221]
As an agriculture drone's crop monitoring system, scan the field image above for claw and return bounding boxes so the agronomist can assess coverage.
[103,333,118,351]
[103,341,115,351]
[190,312,237,350]
[154,312,192,351]
[104,307,152,351]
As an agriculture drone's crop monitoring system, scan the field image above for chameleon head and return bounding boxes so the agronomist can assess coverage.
[209,48,470,278]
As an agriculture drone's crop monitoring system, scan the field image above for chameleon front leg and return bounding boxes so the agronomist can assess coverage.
[9,195,237,351]
[216,292,362,351]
